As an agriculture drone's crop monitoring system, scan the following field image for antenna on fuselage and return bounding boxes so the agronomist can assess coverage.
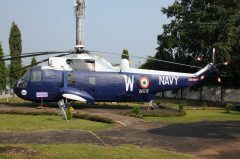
[74,0,86,53]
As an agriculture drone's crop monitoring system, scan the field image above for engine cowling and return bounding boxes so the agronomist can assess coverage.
[120,59,130,70]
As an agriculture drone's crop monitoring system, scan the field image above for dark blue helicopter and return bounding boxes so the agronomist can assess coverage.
[13,53,217,105]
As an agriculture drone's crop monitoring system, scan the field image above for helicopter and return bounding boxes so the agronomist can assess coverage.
[3,0,221,120]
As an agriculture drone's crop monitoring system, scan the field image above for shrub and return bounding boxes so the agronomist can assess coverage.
[119,112,143,119]
[66,107,74,120]
[179,103,185,112]
[128,113,143,119]
[156,100,161,106]
[0,110,58,116]
[131,106,140,114]
[0,109,114,124]
[73,113,114,124]
[225,103,237,113]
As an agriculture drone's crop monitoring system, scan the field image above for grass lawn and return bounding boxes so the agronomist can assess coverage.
[0,144,195,159]
[0,114,114,131]
[144,109,240,123]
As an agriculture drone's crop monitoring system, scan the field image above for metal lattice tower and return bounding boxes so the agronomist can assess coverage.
[74,0,86,51]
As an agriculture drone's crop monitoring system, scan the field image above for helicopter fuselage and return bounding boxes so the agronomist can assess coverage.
[13,63,214,103]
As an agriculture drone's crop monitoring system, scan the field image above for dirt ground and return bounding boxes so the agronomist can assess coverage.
[0,104,239,159]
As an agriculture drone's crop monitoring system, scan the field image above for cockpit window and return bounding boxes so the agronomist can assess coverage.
[22,71,31,81]
[16,71,31,88]
[30,70,42,82]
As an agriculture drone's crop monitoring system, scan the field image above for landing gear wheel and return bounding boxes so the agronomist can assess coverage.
[148,100,155,110]
[57,99,68,122]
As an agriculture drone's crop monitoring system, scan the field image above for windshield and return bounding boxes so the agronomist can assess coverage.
[22,71,31,81]
[16,70,31,88]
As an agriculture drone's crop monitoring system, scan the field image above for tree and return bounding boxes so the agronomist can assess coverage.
[9,22,22,86]
[143,0,240,67]
[122,49,130,60]
[0,42,7,91]
[142,0,240,86]
[31,57,38,66]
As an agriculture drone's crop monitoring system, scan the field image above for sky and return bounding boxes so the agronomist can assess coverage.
[0,0,175,67]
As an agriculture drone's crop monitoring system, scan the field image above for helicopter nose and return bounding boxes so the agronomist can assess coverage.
[13,80,20,96]
[13,80,26,98]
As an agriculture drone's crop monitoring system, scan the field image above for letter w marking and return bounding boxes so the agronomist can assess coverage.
[124,75,134,91]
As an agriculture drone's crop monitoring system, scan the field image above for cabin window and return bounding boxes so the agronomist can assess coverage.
[43,70,56,78]
[67,73,75,85]
[88,77,96,85]
[30,70,42,82]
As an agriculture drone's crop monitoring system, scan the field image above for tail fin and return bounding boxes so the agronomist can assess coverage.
[191,64,218,83]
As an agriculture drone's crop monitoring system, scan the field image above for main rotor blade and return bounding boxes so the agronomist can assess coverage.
[2,51,75,61]
[38,52,75,65]
[3,51,75,58]
[89,50,202,69]
[15,52,75,75]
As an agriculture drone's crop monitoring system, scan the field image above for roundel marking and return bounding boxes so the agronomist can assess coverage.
[21,90,27,96]
[140,77,150,89]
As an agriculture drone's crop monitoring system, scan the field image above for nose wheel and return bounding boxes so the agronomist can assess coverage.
[57,99,68,122]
